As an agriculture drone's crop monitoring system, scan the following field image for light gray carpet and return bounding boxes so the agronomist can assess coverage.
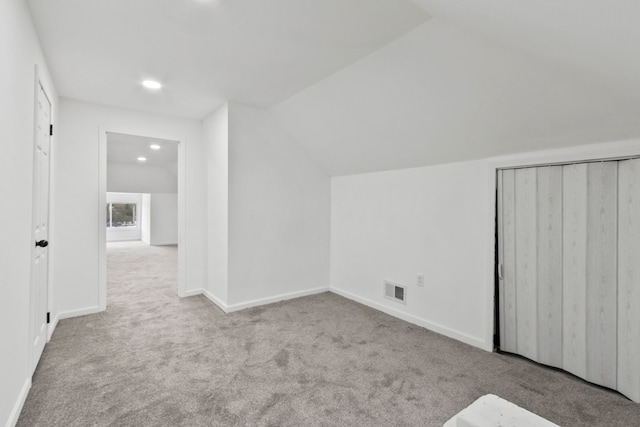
[18,242,640,426]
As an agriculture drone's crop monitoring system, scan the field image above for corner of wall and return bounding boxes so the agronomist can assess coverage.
[203,102,230,305]
[201,288,229,313]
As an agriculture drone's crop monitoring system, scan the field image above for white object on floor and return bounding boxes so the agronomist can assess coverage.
[443,394,560,427]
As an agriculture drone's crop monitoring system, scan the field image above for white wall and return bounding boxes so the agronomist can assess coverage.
[203,104,229,304]
[331,160,490,349]
[148,194,178,245]
[107,162,177,193]
[106,193,142,242]
[54,99,206,314]
[0,1,58,425]
[141,194,151,244]
[227,103,330,306]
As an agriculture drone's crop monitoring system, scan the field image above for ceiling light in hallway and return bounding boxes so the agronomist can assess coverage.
[142,80,162,90]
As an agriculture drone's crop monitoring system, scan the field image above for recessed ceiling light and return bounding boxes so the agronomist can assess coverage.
[149,144,161,150]
[142,80,162,90]
[137,157,147,162]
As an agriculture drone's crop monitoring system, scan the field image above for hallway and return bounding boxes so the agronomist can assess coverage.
[106,241,179,307]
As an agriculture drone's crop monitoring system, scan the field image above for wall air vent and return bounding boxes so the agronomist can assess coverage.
[384,280,407,304]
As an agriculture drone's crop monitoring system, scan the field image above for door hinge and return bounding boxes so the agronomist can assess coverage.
[49,124,53,136]
[46,312,50,324]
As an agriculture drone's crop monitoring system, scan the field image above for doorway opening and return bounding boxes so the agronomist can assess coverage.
[101,131,184,309]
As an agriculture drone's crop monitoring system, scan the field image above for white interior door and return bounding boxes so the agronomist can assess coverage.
[30,81,51,374]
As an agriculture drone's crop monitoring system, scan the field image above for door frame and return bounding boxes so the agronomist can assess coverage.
[98,128,187,311]
[29,65,53,373]
[485,138,640,352]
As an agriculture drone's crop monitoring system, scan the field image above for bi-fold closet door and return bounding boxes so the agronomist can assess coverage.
[497,158,640,403]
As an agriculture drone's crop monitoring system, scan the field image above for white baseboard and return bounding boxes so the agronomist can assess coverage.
[192,285,487,350]
[330,286,488,350]
[178,288,229,312]
[201,289,229,312]
[182,288,204,298]
[6,377,31,427]
[225,287,329,313]
[47,312,59,341]
[57,305,102,321]
[200,287,330,313]
[45,305,102,343]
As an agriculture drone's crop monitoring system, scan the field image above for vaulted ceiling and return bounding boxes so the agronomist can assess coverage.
[272,17,640,175]
[273,0,640,174]
[28,0,640,175]
[411,0,640,102]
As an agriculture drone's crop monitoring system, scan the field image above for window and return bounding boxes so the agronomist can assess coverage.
[106,203,137,228]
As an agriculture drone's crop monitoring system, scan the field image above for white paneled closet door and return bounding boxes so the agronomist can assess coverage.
[498,159,640,403]
[618,158,640,402]
[562,163,588,381]
[585,162,618,389]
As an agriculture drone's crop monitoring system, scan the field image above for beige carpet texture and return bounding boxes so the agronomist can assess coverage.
[17,242,640,426]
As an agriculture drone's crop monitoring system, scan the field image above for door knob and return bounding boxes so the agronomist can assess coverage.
[35,240,48,248]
